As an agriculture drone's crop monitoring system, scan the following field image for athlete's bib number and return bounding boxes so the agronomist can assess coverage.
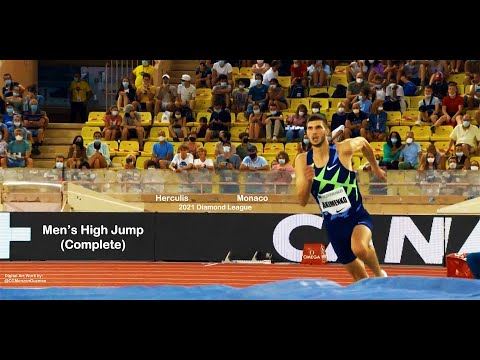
[318,187,351,215]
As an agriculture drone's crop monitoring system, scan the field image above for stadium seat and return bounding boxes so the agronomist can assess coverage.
[433,141,452,153]
[203,142,217,155]
[87,112,106,126]
[418,141,433,153]
[263,143,285,154]
[138,112,152,126]
[330,98,347,110]
[289,98,310,111]
[230,127,248,141]
[277,76,291,88]
[148,125,169,140]
[329,74,348,87]
[81,126,101,142]
[117,141,140,156]
[193,99,211,111]
[386,112,401,126]
[135,156,149,169]
[369,142,385,157]
[401,110,420,126]
[390,125,411,139]
[412,126,431,141]
[309,87,328,97]
[239,67,253,76]
[140,141,156,157]
[430,125,453,141]
[308,98,329,110]
[104,140,119,155]
[352,156,361,170]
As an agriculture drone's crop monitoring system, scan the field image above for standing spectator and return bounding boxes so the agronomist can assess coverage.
[131,60,155,89]
[69,72,92,123]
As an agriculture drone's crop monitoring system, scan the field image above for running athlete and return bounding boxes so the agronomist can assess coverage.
[295,115,387,281]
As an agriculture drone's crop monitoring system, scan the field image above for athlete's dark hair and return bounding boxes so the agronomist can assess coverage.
[306,115,329,129]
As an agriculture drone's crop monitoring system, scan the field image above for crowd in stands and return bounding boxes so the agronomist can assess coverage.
[3,60,480,189]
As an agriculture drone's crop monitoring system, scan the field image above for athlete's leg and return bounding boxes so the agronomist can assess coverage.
[344,258,368,281]
[351,224,385,277]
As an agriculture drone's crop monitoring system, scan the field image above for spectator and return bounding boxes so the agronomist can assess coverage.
[1,128,33,168]
[103,105,122,141]
[330,101,347,143]
[263,60,281,86]
[196,116,208,138]
[66,136,87,169]
[419,143,445,171]
[86,131,110,168]
[6,86,24,114]
[398,131,422,169]
[449,143,471,170]
[0,127,7,160]
[290,60,308,84]
[267,78,288,110]
[446,115,480,158]
[194,146,214,170]
[211,74,232,108]
[240,144,269,171]
[116,77,136,111]
[264,103,285,143]
[135,73,155,114]
[7,114,33,144]
[344,102,368,139]
[384,77,406,112]
[379,131,403,169]
[169,144,194,172]
[308,60,330,87]
[285,104,308,143]
[353,87,372,115]
[69,72,92,123]
[124,154,136,170]
[270,151,294,194]
[236,132,250,160]
[248,103,265,141]
[122,104,145,151]
[216,139,241,193]
[175,74,196,110]
[168,109,187,142]
[22,98,48,155]
[231,80,249,114]
[366,99,387,142]
[430,71,448,100]
[246,73,269,117]
[182,132,201,159]
[251,60,270,79]
[432,82,464,132]
[154,74,177,116]
[2,74,24,98]
[147,130,174,169]
[416,85,441,126]
[131,60,155,89]
[211,60,233,86]
[346,72,370,111]
[214,130,236,157]
[195,61,212,88]
[463,73,480,111]
[204,102,231,142]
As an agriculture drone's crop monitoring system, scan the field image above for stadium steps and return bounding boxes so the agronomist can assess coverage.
[168,60,198,86]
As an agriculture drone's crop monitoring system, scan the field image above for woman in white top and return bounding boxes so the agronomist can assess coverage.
[251,60,270,82]
[193,147,214,170]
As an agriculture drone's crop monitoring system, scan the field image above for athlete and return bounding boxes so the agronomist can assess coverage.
[295,115,387,281]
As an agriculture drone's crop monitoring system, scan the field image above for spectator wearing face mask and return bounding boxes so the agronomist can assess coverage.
[246,73,269,118]
[447,143,471,170]
[470,159,479,171]
[69,72,93,123]
[86,131,110,168]
[6,85,24,114]
[270,151,294,194]
[214,130,236,157]
[416,85,441,126]
[1,128,33,168]
[370,74,386,102]
[432,82,464,132]
[131,60,155,89]
[175,74,196,111]
[7,114,33,144]
[66,136,87,169]
[196,116,208,139]
[463,73,480,111]
[366,99,387,142]
[116,77,136,111]
[330,102,347,143]
[286,104,308,143]
[195,61,213,89]
[169,109,188,142]
[154,74,177,117]
[445,115,480,158]
[122,104,145,151]
[124,154,136,170]
[147,130,173,169]
[248,103,266,141]
[398,131,422,170]
[418,149,441,171]
[212,74,232,108]
[232,80,249,114]
[205,102,231,142]
[352,88,372,115]
[103,105,123,141]
[2,74,24,98]
[236,132,250,160]
[182,132,201,158]
[344,103,368,139]
[379,131,403,169]
[346,73,371,111]
[212,60,233,87]
[268,78,288,110]
[264,103,285,143]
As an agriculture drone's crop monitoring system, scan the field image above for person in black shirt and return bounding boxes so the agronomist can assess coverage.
[205,101,231,142]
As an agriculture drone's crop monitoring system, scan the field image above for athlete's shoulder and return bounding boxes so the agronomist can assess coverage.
[296,151,308,165]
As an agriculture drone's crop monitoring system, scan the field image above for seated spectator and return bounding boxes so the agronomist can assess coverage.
[169,144,194,172]
[2,73,25,98]
[0,126,7,159]
[248,103,266,141]
[216,139,241,194]
[212,74,232,108]
[370,74,386,102]
[231,80,249,114]
[446,115,480,158]
[463,73,480,111]
[66,135,87,169]
[432,82,464,132]
[470,159,479,171]
[399,60,422,86]
[240,144,269,171]
[346,72,370,111]
[0,114,9,142]
[268,78,288,110]
[168,109,187,142]
[147,130,174,169]
[122,104,145,150]
[367,60,385,83]
[236,132,250,160]
[309,101,327,121]
[193,146,214,170]
[175,74,196,111]
[196,116,208,138]
[270,151,294,194]
[195,61,212,89]
[124,154,136,170]
[398,131,422,170]
[134,73,155,113]
[288,77,307,98]
[263,60,281,86]
[379,131,403,169]
[103,105,122,141]
[448,143,471,170]
[331,102,348,143]
[214,130,236,157]
[182,132,201,158]
[8,114,33,143]
[416,85,441,126]
[290,60,308,84]
[366,99,387,142]
[430,71,449,100]
[285,104,308,143]
[86,131,110,169]
[308,60,330,87]
[419,143,445,171]
[251,60,270,81]
[211,60,233,86]
[154,74,177,116]
[264,103,285,142]
[384,78,406,112]
[3,103,16,127]
[1,128,33,168]
[5,86,24,114]
[352,88,372,115]
[347,60,368,83]
[246,73,269,118]
[344,103,368,139]
[22,98,48,155]
[205,102,231,142]
[116,77,136,111]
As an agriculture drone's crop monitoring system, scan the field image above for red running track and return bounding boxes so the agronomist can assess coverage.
[0,262,446,288]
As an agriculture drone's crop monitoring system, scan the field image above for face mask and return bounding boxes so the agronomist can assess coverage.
[253,109,260,114]
[298,111,305,116]
[270,84,276,89]
[449,162,457,169]
[242,137,249,144]
[312,108,319,113]
[75,141,83,147]
[327,136,332,143]
[6,108,13,114]
[449,93,457,97]
[142,61,149,66]
[15,135,23,141]
[30,105,38,112]
[56,162,64,169]
[358,95,363,101]
[406,138,413,144]
[471,166,479,171]
[427,158,435,163]
[391,138,398,143]
[219,61,225,67]
[122,81,129,87]
[270,110,277,115]
[74,77,79,82]
[376,84,382,89]
[223,146,230,153]
[353,109,360,114]
[214,109,221,113]
[189,137,196,142]
[220,82,227,86]
[369,60,375,63]
[248,153,257,159]
[463,121,470,127]
[14,121,21,127]
[303,138,309,145]
[94,138,101,143]
[293,63,299,68]
[278,159,286,165]
[456,152,463,157]
[356,78,363,83]
[424,94,431,98]
[239,84,245,89]
[13,92,19,97]
[158,136,165,142]
[378,107,383,111]
[257,60,264,65]
[175,114,182,119]
[111,111,118,116]
[181,81,186,86]
[5,79,11,85]
[338,107,345,113]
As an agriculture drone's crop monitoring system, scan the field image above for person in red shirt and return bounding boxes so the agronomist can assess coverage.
[290,60,308,85]
[431,82,464,133]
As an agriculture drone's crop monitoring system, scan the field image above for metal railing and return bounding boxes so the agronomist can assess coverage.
[104,60,139,111]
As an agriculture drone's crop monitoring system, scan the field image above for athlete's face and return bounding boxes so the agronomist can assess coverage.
[306,120,328,148]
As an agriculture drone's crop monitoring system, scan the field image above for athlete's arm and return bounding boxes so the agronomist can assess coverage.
[339,137,386,180]
[295,152,315,206]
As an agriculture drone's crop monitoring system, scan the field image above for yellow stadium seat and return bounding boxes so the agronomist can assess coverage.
[326,87,336,97]
[236,112,248,122]
[433,141,452,154]
[193,99,211,111]
[289,98,310,111]
[412,126,431,141]
[239,67,253,76]
[330,74,348,87]
[195,111,211,121]
[401,110,420,126]
[104,140,119,155]
[465,85,474,94]
[334,65,348,73]
[308,98,329,110]
[386,111,401,126]
[470,156,480,164]
[149,125,169,140]
[309,87,328,97]
[430,125,453,142]
[231,67,240,75]
[203,142,217,155]
[196,88,212,96]
[408,96,425,109]
[138,112,152,126]
[88,112,106,122]
[230,127,248,141]
[330,98,347,110]
[111,156,126,168]
[135,156,150,169]
[418,141,433,153]
[446,73,466,85]
[390,125,411,139]
[140,141,156,156]
[263,154,278,168]
[81,126,101,142]
[277,76,291,88]
[352,156,361,170]
[251,142,264,154]
[117,141,139,156]
[263,143,285,154]
[172,142,182,154]
[369,142,385,157]
[403,97,411,109]
[285,142,299,154]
